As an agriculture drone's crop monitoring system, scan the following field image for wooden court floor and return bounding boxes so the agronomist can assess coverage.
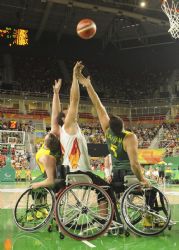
[0,182,179,250]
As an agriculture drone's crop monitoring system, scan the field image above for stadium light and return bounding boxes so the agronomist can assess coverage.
[140,1,146,8]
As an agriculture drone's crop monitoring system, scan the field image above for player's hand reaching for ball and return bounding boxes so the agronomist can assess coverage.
[53,79,62,94]
[73,61,84,79]
[74,62,91,87]
[78,74,91,88]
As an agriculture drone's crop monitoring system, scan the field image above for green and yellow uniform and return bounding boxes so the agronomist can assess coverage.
[27,144,62,222]
[105,128,133,171]
[33,144,62,183]
[36,144,51,174]
[159,164,165,172]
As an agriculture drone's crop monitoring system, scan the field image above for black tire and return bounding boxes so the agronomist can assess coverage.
[14,187,55,232]
[60,232,65,239]
[120,183,171,236]
[48,225,53,232]
[125,231,130,237]
[55,183,114,240]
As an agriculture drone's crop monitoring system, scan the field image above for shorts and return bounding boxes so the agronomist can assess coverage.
[159,171,165,178]
[111,169,133,194]
[31,173,65,194]
[31,173,46,183]
[111,169,157,209]
[65,168,116,203]
[31,173,47,199]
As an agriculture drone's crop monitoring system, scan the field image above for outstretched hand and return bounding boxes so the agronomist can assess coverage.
[74,62,91,87]
[73,61,84,79]
[53,79,62,94]
[73,61,91,87]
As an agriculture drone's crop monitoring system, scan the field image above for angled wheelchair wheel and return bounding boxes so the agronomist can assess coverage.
[55,183,114,240]
[13,233,48,250]
[14,187,55,232]
[120,183,171,236]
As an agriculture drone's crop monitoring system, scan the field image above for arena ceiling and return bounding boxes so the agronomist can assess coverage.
[0,0,174,50]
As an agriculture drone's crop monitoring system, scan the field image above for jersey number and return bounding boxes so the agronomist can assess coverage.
[110,144,117,158]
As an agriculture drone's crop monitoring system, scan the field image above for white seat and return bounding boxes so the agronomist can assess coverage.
[66,174,93,185]
[124,175,139,187]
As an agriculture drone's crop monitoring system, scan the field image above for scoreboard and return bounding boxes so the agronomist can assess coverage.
[0,27,29,46]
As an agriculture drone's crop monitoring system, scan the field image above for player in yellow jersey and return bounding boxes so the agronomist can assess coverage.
[76,63,149,189]
[26,132,62,221]
[77,64,155,228]
[31,79,63,190]
[27,80,63,221]
[32,132,61,189]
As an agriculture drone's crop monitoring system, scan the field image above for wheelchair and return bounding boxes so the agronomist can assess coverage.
[120,181,172,236]
[13,173,173,240]
[14,187,56,232]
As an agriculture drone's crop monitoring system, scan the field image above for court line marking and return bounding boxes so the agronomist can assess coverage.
[0,188,27,192]
[164,191,179,196]
[82,240,96,248]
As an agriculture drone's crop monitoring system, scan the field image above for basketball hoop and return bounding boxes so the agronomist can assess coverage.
[10,142,16,149]
[161,0,179,38]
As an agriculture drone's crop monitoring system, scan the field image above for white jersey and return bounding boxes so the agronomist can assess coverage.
[60,125,91,172]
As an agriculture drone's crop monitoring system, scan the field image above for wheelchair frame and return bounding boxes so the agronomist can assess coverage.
[13,174,173,240]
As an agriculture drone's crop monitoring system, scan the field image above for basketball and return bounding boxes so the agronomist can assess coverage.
[76,19,97,39]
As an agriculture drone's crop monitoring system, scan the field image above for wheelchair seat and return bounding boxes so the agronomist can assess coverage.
[124,175,139,187]
[65,173,93,185]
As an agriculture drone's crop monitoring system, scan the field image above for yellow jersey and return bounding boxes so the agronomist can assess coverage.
[36,144,51,173]
[26,169,31,177]
[36,144,62,174]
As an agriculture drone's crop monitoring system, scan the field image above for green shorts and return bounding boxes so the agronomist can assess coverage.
[31,173,65,193]
[31,173,46,184]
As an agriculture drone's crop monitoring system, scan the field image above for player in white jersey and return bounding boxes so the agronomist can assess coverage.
[51,61,115,207]
[51,61,91,172]
[60,124,90,172]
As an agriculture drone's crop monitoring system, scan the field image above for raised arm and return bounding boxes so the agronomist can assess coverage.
[125,133,150,187]
[51,79,62,136]
[64,62,82,131]
[104,154,112,183]
[78,73,110,133]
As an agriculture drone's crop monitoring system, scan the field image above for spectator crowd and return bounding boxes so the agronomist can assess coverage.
[0,55,171,100]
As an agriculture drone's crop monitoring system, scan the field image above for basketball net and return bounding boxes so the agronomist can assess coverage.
[10,142,16,150]
[161,0,179,38]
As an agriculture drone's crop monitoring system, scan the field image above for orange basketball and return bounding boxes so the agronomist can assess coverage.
[76,19,97,40]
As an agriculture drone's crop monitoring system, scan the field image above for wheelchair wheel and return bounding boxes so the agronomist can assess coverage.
[120,183,171,236]
[55,183,114,240]
[14,187,55,232]
[125,194,142,225]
